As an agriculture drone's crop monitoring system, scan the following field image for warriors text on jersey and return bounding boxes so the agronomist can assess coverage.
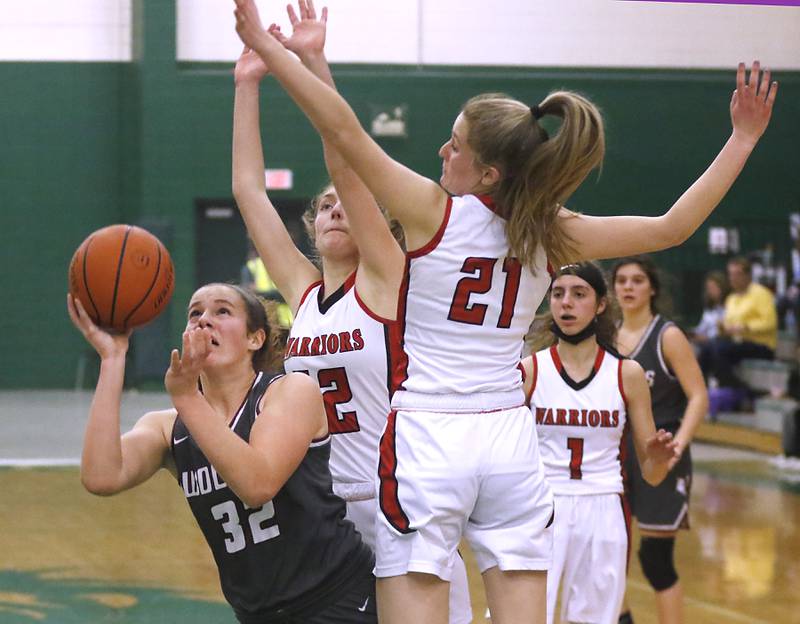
[530,345,629,495]
[393,194,551,400]
[284,273,402,497]
[170,372,373,621]
[626,314,687,428]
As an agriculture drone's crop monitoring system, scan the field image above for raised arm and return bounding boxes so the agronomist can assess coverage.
[165,328,326,508]
[661,325,708,470]
[561,62,777,262]
[273,1,405,295]
[68,295,172,495]
[232,46,320,312]
[622,359,679,486]
[233,0,447,247]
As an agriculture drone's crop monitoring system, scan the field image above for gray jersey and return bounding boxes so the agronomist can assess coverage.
[171,372,373,622]
[627,314,687,428]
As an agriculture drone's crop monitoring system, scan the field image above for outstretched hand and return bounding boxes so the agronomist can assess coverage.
[646,428,680,466]
[66,293,131,359]
[233,0,274,52]
[234,46,270,84]
[731,61,778,147]
[274,0,328,58]
[165,327,212,399]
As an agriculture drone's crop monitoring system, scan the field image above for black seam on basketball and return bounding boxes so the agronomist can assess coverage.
[81,235,103,324]
[109,226,132,327]
[123,241,163,329]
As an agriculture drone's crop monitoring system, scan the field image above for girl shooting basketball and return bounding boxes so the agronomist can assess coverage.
[68,284,377,623]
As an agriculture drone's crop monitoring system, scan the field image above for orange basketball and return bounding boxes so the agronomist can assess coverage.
[68,224,175,332]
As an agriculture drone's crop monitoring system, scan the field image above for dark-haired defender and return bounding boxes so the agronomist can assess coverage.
[612,258,709,624]
[68,283,377,623]
[521,263,677,624]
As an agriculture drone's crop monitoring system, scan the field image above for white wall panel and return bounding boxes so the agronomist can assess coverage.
[0,0,130,61]
[0,0,795,68]
[176,0,419,63]
[422,0,799,69]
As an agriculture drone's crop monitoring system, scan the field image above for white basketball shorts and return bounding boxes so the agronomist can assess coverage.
[547,493,629,624]
[376,404,554,580]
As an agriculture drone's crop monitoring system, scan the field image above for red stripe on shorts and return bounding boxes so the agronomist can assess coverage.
[378,410,413,534]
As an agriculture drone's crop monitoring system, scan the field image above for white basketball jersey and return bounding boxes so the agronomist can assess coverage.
[393,194,551,402]
[531,345,629,495]
[284,274,402,494]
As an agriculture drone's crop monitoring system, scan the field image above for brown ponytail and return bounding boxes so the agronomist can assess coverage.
[462,91,605,270]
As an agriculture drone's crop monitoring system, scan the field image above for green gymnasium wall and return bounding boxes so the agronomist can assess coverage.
[0,0,797,388]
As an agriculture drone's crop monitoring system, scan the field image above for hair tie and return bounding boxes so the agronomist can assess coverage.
[530,104,543,120]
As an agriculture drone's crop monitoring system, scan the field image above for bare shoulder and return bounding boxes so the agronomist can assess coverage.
[264,372,320,401]
[662,323,690,348]
[260,373,324,419]
[661,324,694,364]
[620,358,646,388]
[133,408,177,437]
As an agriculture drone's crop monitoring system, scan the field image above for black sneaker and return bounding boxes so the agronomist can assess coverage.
[618,612,634,624]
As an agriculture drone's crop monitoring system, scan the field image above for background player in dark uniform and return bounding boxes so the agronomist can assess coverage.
[612,257,709,624]
[68,283,376,623]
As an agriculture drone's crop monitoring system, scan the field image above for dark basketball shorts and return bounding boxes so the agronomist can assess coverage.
[292,570,376,624]
[624,424,692,532]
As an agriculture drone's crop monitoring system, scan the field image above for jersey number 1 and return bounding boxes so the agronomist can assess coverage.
[567,437,584,480]
[448,257,522,328]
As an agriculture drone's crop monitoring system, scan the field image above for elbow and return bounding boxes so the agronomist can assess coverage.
[80,472,121,497]
[239,488,276,509]
[661,228,691,250]
[237,478,278,508]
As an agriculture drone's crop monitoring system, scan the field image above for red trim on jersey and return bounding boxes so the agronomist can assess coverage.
[524,355,538,406]
[618,358,628,407]
[406,196,452,258]
[518,361,526,384]
[378,410,413,534]
[618,418,632,574]
[593,346,606,374]
[298,280,323,307]
[547,262,555,279]
[549,344,562,373]
[475,193,502,217]
[343,271,356,292]
[388,260,411,393]
[353,284,395,325]
[620,492,633,574]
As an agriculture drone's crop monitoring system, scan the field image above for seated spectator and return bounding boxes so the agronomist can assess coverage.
[698,256,777,388]
[690,270,730,346]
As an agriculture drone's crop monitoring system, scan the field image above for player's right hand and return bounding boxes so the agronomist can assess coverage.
[67,293,131,359]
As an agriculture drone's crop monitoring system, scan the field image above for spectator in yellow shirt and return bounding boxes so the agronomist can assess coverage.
[241,243,294,329]
[698,256,777,388]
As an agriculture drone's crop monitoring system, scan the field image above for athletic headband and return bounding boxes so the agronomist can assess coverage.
[555,262,608,298]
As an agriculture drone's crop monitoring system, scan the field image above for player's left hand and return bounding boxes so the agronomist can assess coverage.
[730,61,778,147]
[233,0,274,52]
[165,327,212,398]
[646,428,680,465]
[278,0,328,58]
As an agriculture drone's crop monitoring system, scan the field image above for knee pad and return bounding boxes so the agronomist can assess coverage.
[638,537,678,592]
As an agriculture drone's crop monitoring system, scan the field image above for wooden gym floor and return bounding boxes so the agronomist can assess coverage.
[1,391,798,622]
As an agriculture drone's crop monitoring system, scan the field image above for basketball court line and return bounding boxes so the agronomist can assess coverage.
[0,458,80,467]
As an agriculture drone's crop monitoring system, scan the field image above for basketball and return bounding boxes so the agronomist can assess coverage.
[68,224,175,332]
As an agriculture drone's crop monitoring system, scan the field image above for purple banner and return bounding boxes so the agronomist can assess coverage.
[623,0,800,5]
